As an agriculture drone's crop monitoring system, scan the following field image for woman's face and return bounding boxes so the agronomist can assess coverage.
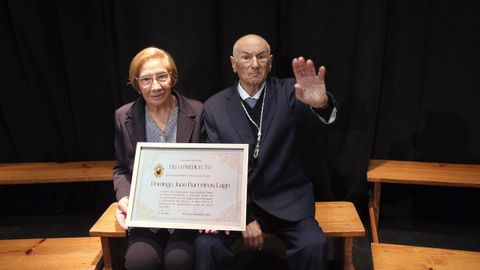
[137,58,173,108]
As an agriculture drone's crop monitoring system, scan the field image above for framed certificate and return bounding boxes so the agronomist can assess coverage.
[125,142,248,231]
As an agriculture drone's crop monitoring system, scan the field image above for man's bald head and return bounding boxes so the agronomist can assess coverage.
[232,34,271,57]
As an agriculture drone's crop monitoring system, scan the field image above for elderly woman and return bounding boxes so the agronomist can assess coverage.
[113,47,204,270]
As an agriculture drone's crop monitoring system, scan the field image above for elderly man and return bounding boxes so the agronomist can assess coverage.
[196,34,337,270]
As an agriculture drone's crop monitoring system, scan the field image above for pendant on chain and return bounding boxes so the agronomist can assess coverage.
[254,143,260,159]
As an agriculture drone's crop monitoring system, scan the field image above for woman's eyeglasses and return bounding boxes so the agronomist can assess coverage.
[136,72,170,87]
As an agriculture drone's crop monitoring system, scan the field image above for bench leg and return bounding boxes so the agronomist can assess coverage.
[369,182,381,243]
[369,203,379,243]
[372,182,381,226]
[100,237,113,270]
[343,237,354,270]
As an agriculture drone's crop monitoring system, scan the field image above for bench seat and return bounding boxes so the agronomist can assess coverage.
[0,237,102,270]
[371,242,480,270]
[90,201,365,270]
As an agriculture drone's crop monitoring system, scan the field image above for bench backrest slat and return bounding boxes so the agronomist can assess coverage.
[367,159,480,187]
[0,161,115,185]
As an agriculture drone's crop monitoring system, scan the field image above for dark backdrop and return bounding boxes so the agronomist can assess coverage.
[1,0,479,212]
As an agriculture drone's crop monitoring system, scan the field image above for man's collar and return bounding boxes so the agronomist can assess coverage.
[237,82,266,100]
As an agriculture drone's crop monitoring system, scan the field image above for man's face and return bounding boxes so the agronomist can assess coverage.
[231,36,272,94]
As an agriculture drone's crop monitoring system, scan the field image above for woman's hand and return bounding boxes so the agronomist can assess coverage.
[115,196,129,230]
[198,229,230,235]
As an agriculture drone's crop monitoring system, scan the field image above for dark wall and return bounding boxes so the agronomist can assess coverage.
[1,0,479,207]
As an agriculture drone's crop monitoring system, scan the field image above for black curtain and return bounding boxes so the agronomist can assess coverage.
[1,0,479,208]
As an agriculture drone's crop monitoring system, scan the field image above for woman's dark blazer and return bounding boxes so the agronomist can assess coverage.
[113,92,205,200]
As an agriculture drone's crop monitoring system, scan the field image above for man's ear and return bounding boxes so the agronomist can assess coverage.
[230,56,237,73]
[269,54,274,71]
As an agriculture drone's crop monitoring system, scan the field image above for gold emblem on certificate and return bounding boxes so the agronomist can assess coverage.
[153,164,164,178]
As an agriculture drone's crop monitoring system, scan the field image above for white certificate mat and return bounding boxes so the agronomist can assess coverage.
[126,143,248,231]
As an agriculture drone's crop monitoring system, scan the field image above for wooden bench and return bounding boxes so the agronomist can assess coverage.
[0,237,103,269]
[89,203,127,270]
[371,242,480,270]
[367,159,480,243]
[367,159,480,269]
[90,201,365,270]
[0,160,115,185]
[0,161,115,269]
